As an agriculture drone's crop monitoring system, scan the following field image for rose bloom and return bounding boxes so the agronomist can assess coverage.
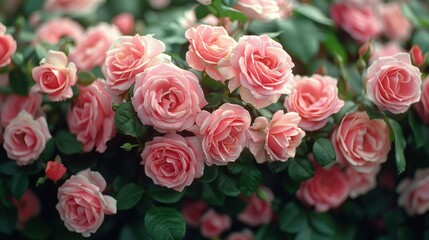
[11,190,41,229]
[233,0,280,21]
[44,0,105,15]
[332,111,391,173]
[45,160,67,182]
[69,23,121,71]
[380,2,412,42]
[68,79,115,153]
[345,165,379,199]
[200,209,231,238]
[296,165,350,212]
[226,230,255,240]
[182,200,208,227]
[415,78,429,124]
[0,23,17,68]
[397,168,429,215]
[185,24,237,82]
[132,63,207,133]
[370,42,405,64]
[32,50,77,101]
[276,0,293,19]
[219,35,294,109]
[238,187,274,226]
[103,34,166,102]
[3,111,51,165]
[112,13,135,35]
[285,74,344,131]
[194,103,251,166]
[140,133,204,192]
[56,169,117,237]
[330,3,381,43]
[34,18,84,45]
[0,91,42,127]
[366,53,422,114]
[248,111,305,163]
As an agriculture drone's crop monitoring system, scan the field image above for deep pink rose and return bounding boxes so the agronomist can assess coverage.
[56,169,116,237]
[69,23,120,71]
[248,111,305,163]
[67,79,115,153]
[34,18,84,45]
[332,111,391,173]
[3,111,51,165]
[200,209,231,238]
[238,187,274,226]
[285,74,344,131]
[185,24,237,82]
[45,160,67,182]
[345,165,379,199]
[112,13,135,35]
[194,103,251,166]
[140,133,204,192]
[0,91,42,127]
[219,35,294,109]
[226,230,255,240]
[44,0,104,14]
[380,2,412,42]
[330,3,380,43]
[233,0,280,21]
[397,168,429,215]
[32,50,77,101]
[0,23,17,67]
[415,78,429,124]
[132,63,207,133]
[182,200,208,227]
[296,165,350,212]
[11,190,41,229]
[366,53,422,114]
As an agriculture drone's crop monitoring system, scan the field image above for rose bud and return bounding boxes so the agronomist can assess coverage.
[410,45,427,67]
[45,159,67,182]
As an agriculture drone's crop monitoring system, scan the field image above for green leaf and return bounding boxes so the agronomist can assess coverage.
[323,32,347,64]
[21,217,52,239]
[412,30,429,53]
[11,52,24,66]
[55,131,83,155]
[279,201,308,233]
[148,184,186,204]
[288,157,315,181]
[222,0,237,6]
[78,71,97,86]
[227,162,247,175]
[282,173,301,194]
[10,171,29,199]
[202,183,225,206]
[294,4,334,26]
[0,161,19,176]
[205,92,224,108]
[312,138,336,167]
[114,102,147,138]
[116,183,145,210]
[144,207,186,240]
[266,161,289,174]
[201,75,224,91]
[402,3,421,28]
[310,212,335,236]
[408,111,426,148]
[239,166,262,196]
[387,118,406,174]
[216,171,240,197]
[333,101,359,124]
[38,138,55,162]
[200,165,219,183]
[9,68,29,96]
[220,6,247,22]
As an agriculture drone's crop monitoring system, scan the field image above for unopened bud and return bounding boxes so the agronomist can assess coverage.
[410,45,427,67]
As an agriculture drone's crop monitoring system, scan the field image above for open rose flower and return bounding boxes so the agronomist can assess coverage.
[44,0,105,15]
[238,187,274,226]
[415,78,429,124]
[32,50,77,101]
[0,23,17,68]
[233,0,280,21]
[285,74,344,131]
[345,165,379,199]
[11,190,41,229]
[200,209,231,238]
[0,91,42,127]
[185,24,237,81]
[366,53,422,114]
[140,133,204,192]
[332,111,391,173]
[132,63,207,133]
[3,111,51,165]
[397,168,429,215]
[380,2,412,42]
[182,200,207,227]
[67,79,115,153]
[219,35,294,109]
[34,18,84,45]
[56,169,116,237]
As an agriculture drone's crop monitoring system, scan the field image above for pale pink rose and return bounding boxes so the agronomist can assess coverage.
[238,187,274,226]
[194,103,251,166]
[345,165,379,199]
[332,111,391,173]
[276,0,293,19]
[226,230,255,240]
[197,0,212,5]
[3,111,51,165]
[185,24,237,82]
[0,23,17,67]
[370,42,405,64]
[34,18,84,45]
[44,0,105,14]
[330,3,381,43]
[366,53,422,114]
[380,2,412,42]
[285,74,344,131]
[219,35,294,109]
[32,50,77,101]
[69,23,121,71]
[103,34,166,102]
[248,111,305,163]
[200,209,231,238]
[67,79,115,153]
[397,168,429,215]
[132,63,207,133]
[148,0,171,9]
[140,133,204,192]
[233,0,280,21]
[182,200,208,227]
[56,169,116,237]
[11,190,41,229]
[415,78,429,124]
[112,13,135,35]
[296,165,350,212]
[0,91,43,127]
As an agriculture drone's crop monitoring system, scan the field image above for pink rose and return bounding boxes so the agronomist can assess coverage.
[345,165,379,199]
[397,168,429,215]
[34,18,84,45]
[69,23,120,71]
[332,111,391,173]
[0,23,17,67]
[103,34,166,102]
[45,160,67,182]
[200,209,231,238]
[185,24,237,81]
[67,79,115,153]
[3,111,51,165]
[140,133,204,192]
[415,78,429,124]
[219,35,294,109]
[366,53,422,114]
[132,63,207,133]
[32,50,77,101]
[11,190,41,229]
[248,111,305,163]
[296,165,350,212]
[112,13,135,35]
[194,103,251,166]
[238,187,274,226]
[182,200,208,227]
[44,0,104,14]
[380,2,412,42]
[330,3,381,43]
[276,0,293,19]
[0,91,42,127]
[233,0,280,21]
[285,74,344,131]
[370,42,405,64]
[226,230,255,240]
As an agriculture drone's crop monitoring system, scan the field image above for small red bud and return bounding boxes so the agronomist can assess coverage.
[45,160,67,182]
[359,42,373,60]
[410,45,427,67]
